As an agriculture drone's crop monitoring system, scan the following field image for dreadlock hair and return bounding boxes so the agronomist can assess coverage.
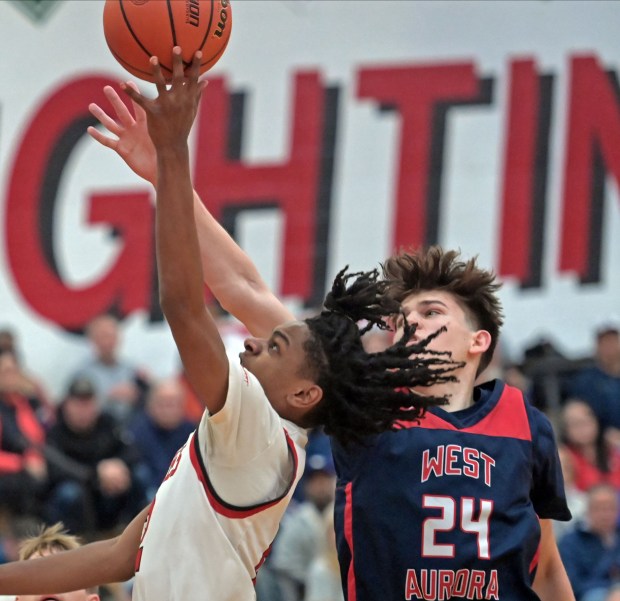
[382,245,504,376]
[301,267,463,447]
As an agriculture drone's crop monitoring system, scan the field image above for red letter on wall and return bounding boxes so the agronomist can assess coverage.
[192,72,329,304]
[499,59,553,287]
[4,77,154,330]
[357,62,484,251]
[560,55,620,282]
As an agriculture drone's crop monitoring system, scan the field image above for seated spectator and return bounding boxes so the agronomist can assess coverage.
[270,449,337,601]
[559,483,620,601]
[305,502,344,601]
[0,352,47,520]
[70,314,150,424]
[555,444,588,540]
[43,378,148,536]
[560,399,620,491]
[126,378,195,500]
[566,319,620,439]
[0,346,51,428]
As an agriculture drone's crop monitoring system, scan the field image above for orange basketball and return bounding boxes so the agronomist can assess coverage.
[103,0,232,83]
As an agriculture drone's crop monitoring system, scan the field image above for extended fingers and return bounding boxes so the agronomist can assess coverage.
[88,101,121,135]
[188,50,202,84]
[150,55,168,93]
[103,85,135,127]
[86,125,116,149]
[121,80,147,109]
[124,81,148,124]
[171,46,185,83]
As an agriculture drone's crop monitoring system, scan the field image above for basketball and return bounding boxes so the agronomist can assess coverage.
[103,0,232,83]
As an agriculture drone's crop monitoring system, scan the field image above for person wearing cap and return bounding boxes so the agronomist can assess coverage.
[270,449,337,601]
[566,318,620,442]
[68,314,151,425]
[43,377,148,536]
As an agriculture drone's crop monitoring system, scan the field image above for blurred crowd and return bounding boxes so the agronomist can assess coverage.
[0,313,619,601]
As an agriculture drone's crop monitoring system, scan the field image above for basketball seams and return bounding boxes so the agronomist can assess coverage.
[198,0,216,61]
[118,0,157,69]
[202,37,229,70]
[109,46,172,81]
[165,0,178,71]
[104,0,230,82]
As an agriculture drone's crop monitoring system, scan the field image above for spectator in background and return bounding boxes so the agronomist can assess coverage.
[559,399,620,492]
[555,444,588,540]
[270,450,337,601]
[126,378,195,500]
[0,331,52,427]
[567,320,620,441]
[44,377,147,536]
[0,351,47,520]
[559,483,620,601]
[14,521,101,601]
[70,315,150,424]
[305,502,344,601]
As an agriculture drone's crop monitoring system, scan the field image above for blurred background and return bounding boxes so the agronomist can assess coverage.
[0,1,619,600]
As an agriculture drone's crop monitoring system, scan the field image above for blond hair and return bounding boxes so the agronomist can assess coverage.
[18,522,98,594]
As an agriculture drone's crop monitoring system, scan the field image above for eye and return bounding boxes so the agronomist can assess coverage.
[268,340,280,353]
[425,309,441,317]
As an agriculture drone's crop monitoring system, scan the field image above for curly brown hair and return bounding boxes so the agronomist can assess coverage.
[382,246,504,375]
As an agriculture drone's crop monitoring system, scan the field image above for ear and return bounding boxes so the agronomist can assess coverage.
[286,382,323,410]
[470,329,492,357]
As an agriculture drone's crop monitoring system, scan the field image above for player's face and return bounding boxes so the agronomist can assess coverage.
[240,321,316,417]
[392,289,485,365]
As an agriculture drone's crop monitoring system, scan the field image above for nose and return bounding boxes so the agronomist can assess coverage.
[244,337,264,354]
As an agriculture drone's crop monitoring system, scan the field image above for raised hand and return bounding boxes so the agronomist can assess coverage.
[87,82,157,184]
[120,47,207,154]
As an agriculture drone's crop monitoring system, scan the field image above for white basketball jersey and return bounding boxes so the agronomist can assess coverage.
[132,359,307,601]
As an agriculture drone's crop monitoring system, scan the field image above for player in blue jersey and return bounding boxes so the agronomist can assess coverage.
[78,53,571,600]
[330,248,574,601]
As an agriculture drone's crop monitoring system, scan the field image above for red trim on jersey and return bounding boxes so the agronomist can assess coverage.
[189,428,299,518]
[529,543,541,574]
[396,384,532,441]
[252,542,273,585]
[344,482,357,601]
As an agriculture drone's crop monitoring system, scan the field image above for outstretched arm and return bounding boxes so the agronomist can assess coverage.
[0,505,148,594]
[87,85,293,337]
[121,49,231,414]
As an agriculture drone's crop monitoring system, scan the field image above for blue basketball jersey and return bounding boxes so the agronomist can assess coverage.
[331,380,571,601]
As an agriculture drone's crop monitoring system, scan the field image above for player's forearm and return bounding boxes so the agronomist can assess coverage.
[532,568,575,601]
[156,149,206,319]
[193,190,294,336]
[0,538,132,594]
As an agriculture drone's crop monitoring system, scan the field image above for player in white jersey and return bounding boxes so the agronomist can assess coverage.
[132,359,308,601]
[0,50,458,600]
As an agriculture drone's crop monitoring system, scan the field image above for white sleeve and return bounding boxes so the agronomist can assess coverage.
[196,357,294,506]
